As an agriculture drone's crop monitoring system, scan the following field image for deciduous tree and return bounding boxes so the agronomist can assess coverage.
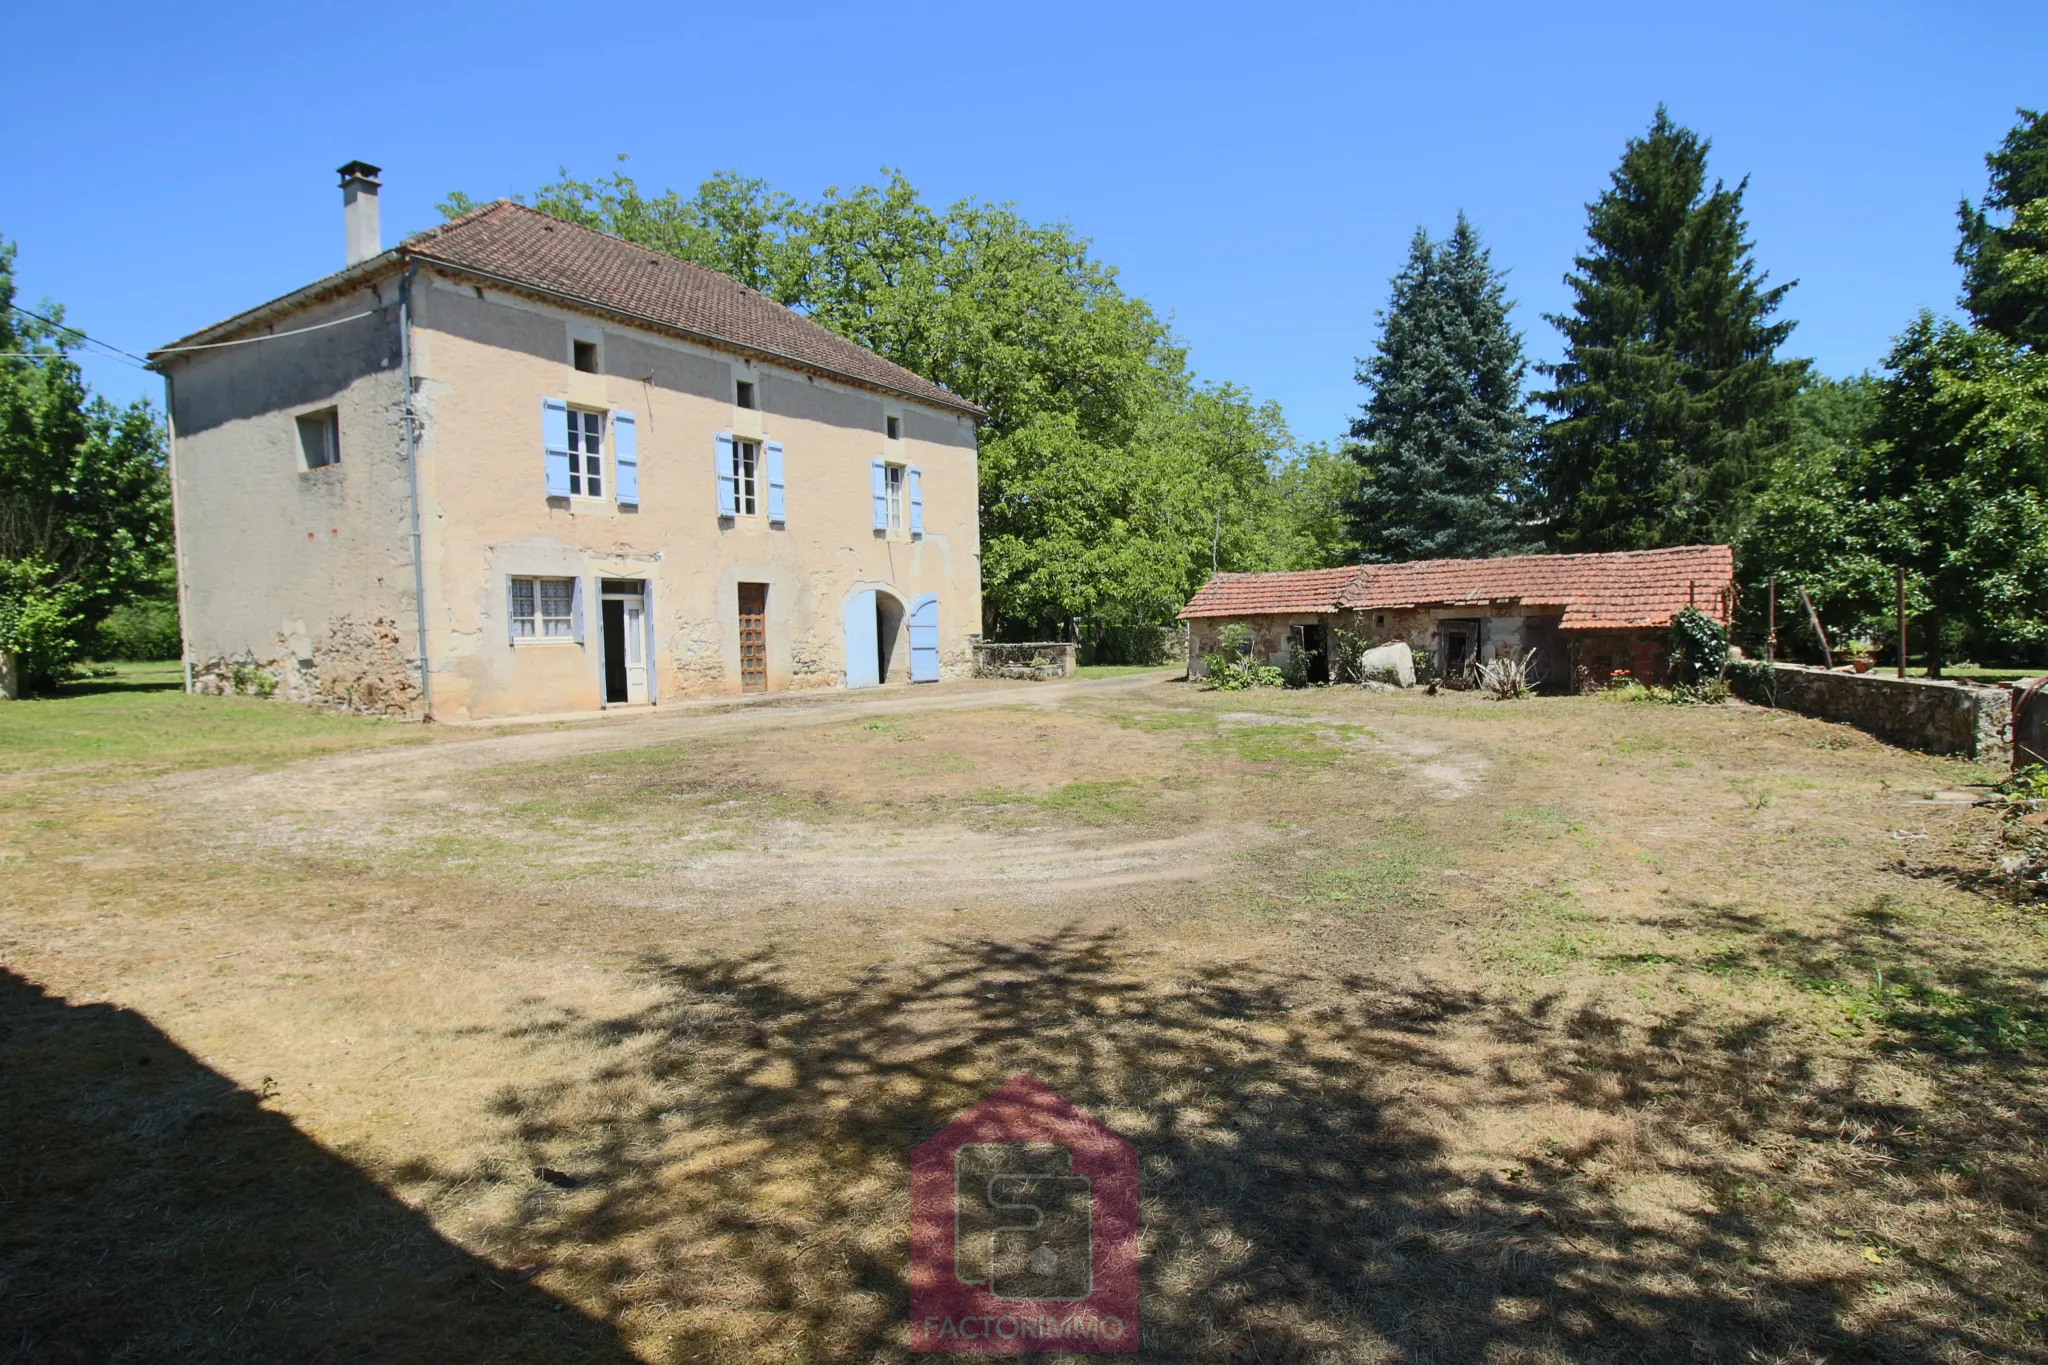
[0,240,170,692]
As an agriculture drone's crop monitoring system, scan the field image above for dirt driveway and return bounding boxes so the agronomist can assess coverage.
[5,671,2046,1363]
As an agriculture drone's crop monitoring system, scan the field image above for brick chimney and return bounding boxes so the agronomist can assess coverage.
[338,161,382,267]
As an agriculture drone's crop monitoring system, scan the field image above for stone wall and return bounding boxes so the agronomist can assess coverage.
[972,641,1077,681]
[1730,662,2012,761]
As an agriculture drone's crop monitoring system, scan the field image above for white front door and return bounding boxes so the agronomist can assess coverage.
[623,598,647,703]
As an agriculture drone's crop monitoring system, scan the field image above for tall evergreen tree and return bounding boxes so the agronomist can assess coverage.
[1344,214,1536,562]
[1958,107,2048,352]
[1532,107,1807,551]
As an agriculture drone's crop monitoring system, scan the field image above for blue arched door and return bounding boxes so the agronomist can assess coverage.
[908,594,940,683]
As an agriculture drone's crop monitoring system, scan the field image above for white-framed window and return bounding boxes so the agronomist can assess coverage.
[567,409,603,498]
[885,462,906,531]
[735,438,760,516]
[297,408,339,470]
[509,576,576,639]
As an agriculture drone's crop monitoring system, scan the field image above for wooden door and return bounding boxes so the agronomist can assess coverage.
[738,583,768,693]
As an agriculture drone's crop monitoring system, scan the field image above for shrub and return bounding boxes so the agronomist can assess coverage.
[1279,645,1315,689]
[94,595,181,661]
[1476,648,1539,700]
[1670,606,1729,687]
[0,559,85,694]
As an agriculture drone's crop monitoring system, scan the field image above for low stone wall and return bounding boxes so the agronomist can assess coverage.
[972,641,1077,681]
[1730,662,2011,761]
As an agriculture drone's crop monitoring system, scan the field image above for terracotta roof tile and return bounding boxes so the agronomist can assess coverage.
[1176,567,1365,619]
[156,201,980,417]
[1181,546,1735,630]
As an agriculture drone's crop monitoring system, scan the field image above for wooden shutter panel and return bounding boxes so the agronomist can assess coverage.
[542,398,571,497]
[570,577,585,644]
[908,465,924,535]
[870,458,888,530]
[716,432,737,517]
[613,410,639,505]
[506,576,519,645]
[764,440,786,524]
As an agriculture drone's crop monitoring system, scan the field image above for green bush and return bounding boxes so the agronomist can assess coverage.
[93,595,181,661]
[0,559,85,693]
[1670,606,1729,687]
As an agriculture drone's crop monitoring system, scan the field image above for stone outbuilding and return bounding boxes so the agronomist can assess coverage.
[1179,545,1736,690]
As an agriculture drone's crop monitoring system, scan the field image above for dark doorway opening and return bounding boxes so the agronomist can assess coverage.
[1300,623,1329,684]
[601,600,629,703]
[1440,618,1482,682]
[875,593,905,683]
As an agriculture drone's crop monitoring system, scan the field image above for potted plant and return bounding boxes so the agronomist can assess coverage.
[1845,638,1875,673]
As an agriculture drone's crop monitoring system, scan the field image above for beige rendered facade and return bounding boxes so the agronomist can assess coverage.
[156,193,982,721]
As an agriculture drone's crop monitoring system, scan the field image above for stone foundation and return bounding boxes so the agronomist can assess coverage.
[192,614,424,719]
[1730,662,2011,761]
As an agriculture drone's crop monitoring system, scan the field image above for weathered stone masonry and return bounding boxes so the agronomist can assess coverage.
[1731,662,2013,762]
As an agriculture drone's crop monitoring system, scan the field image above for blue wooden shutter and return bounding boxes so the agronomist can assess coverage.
[505,576,519,645]
[570,577,585,643]
[908,593,940,682]
[870,458,888,530]
[843,590,879,688]
[613,410,639,505]
[542,398,571,497]
[715,432,737,517]
[908,465,924,536]
[764,440,786,524]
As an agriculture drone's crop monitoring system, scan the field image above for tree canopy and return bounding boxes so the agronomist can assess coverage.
[445,163,1321,639]
[1344,214,1535,562]
[1959,107,2048,353]
[1533,107,1807,552]
[0,240,170,691]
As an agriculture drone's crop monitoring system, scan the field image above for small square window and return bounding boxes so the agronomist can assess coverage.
[736,379,756,410]
[886,415,902,441]
[297,409,339,470]
[509,576,576,639]
[572,339,599,374]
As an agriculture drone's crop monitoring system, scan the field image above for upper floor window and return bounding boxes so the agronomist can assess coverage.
[736,379,757,410]
[886,415,902,441]
[734,438,760,515]
[572,339,599,374]
[297,408,339,470]
[568,409,603,498]
[885,462,906,531]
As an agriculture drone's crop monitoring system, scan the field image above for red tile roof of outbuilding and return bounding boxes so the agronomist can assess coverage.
[1180,545,1735,630]
[1174,567,1366,619]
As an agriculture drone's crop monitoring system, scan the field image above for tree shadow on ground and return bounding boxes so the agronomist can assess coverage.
[0,968,633,1363]
[433,929,2048,1364]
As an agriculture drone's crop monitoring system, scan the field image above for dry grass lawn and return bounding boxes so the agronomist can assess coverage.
[3,662,2046,1362]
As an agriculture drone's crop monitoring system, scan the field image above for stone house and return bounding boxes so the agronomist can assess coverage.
[1179,545,1735,690]
[150,164,982,721]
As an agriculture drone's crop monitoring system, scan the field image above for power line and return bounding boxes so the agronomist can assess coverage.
[151,307,379,354]
[5,303,151,369]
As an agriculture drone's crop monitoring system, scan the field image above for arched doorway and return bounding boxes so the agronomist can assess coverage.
[843,588,910,689]
[875,592,906,683]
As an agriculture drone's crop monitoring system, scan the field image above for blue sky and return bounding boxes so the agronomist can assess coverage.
[4,1,2042,446]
